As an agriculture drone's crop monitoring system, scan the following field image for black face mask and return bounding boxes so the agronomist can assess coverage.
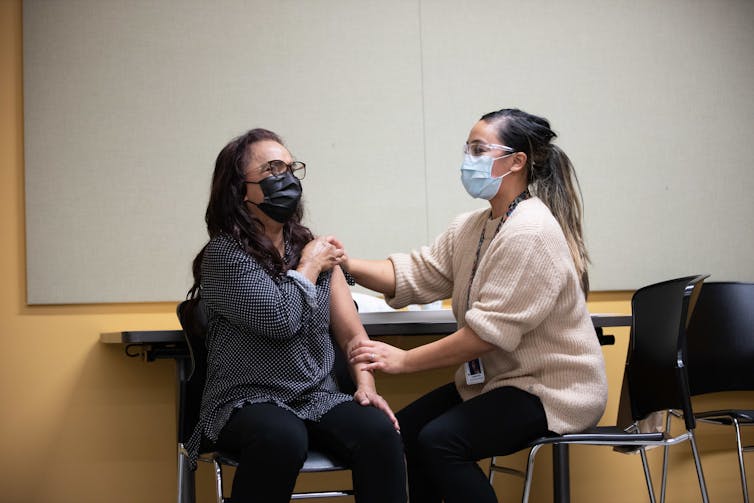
[246,171,303,223]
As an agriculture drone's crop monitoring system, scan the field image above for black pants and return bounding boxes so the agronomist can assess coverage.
[214,400,407,503]
[397,383,550,503]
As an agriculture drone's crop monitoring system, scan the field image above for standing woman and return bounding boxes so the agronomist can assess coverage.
[185,129,406,503]
[341,109,608,502]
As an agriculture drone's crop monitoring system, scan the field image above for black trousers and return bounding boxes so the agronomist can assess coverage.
[214,400,406,503]
[397,383,550,503]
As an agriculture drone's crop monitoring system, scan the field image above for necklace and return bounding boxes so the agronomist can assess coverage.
[465,189,530,310]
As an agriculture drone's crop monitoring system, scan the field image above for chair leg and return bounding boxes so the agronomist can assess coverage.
[177,449,185,503]
[488,456,526,484]
[688,430,710,503]
[660,411,673,503]
[639,447,657,503]
[212,459,225,503]
[521,444,544,503]
[177,445,196,503]
[733,418,750,503]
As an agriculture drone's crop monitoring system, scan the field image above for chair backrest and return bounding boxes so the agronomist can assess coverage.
[686,282,754,396]
[176,297,209,445]
[626,274,709,430]
[175,297,357,445]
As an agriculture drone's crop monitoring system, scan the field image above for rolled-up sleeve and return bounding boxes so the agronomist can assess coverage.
[385,219,459,309]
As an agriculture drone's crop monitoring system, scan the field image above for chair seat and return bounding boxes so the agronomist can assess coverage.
[695,409,754,425]
[203,448,348,473]
[301,449,348,472]
[528,426,666,447]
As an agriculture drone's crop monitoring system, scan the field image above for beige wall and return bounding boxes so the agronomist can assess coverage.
[1,1,750,502]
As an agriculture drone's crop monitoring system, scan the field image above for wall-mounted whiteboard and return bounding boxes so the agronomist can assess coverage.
[24,0,754,304]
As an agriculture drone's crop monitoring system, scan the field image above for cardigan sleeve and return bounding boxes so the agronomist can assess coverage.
[463,225,568,352]
[200,235,321,340]
[384,215,462,308]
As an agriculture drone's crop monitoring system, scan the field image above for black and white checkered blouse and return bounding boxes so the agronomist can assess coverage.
[185,232,352,466]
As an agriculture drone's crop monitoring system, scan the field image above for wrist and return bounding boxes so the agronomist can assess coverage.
[354,370,376,390]
[401,349,417,373]
[296,260,320,283]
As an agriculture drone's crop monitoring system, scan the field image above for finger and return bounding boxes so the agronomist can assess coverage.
[373,399,400,431]
[350,349,376,364]
[351,340,373,351]
[360,361,383,372]
[326,236,343,248]
[349,343,373,358]
[383,413,400,432]
[378,400,397,423]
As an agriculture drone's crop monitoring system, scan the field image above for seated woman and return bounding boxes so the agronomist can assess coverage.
[340,108,608,503]
[184,128,406,503]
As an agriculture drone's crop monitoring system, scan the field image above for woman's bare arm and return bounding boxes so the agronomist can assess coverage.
[329,266,399,430]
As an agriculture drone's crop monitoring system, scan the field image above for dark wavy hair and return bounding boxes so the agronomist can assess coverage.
[188,128,313,298]
[481,108,590,295]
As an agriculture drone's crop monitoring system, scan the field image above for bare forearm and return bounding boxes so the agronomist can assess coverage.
[348,258,396,298]
[335,331,375,389]
[352,352,377,390]
[403,326,496,372]
[350,325,497,374]
[329,267,377,390]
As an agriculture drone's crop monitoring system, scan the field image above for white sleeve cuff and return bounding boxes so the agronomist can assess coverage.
[285,269,318,309]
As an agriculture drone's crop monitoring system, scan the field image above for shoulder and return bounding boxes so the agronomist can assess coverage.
[505,198,562,237]
[203,233,257,269]
[448,207,489,236]
[205,233,241,256]
[497,197,570,264]
[451,207,489,226]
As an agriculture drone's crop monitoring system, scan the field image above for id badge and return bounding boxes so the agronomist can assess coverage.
[464,358,485,385]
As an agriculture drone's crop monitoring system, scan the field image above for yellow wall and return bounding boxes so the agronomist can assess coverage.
[1,1,750,502]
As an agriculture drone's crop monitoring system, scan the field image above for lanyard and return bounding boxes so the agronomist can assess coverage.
[465,189,530,311]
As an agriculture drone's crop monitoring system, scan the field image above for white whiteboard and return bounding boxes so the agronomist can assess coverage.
[23,0,754,304]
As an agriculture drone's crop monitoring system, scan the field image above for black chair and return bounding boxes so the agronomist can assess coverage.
[488,275,711,503]
[677,281,754,503]
[176,298,354,503]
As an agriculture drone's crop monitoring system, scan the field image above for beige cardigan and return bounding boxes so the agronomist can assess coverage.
[386,198,608,434]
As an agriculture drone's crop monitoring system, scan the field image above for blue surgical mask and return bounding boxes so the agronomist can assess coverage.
[460,153,514,200]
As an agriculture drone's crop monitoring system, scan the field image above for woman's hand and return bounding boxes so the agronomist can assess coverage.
[297,236,345,282]
[324,237,397,297]
[325,236,349,272]
[353,387,400,431]
[349,340,408,374]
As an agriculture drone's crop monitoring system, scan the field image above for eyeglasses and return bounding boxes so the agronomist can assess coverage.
[463,142,514,157]
[247,159,307,181]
